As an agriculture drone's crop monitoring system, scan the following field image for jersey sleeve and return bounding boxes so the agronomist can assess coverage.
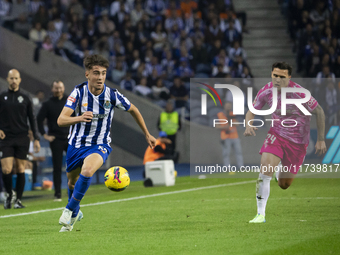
[111,89,131,111]
[252,85,268,110]
[65,88,79,111]
[302,93,318,112]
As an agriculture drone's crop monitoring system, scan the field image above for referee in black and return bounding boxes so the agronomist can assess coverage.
[37,80,68,201]
[0,69,40,209]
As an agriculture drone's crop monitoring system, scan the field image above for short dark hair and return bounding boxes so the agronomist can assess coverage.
[272,62,292,76]
[84,54,109,70]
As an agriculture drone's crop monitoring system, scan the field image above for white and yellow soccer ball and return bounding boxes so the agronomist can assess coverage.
[104,166,130,192]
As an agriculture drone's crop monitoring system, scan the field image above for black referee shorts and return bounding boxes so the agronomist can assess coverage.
[0,135,30,160]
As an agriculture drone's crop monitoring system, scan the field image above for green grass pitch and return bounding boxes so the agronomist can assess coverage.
[0,175,339,255]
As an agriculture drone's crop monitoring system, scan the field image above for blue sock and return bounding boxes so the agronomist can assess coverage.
[66,174,92,211]
[68,188,73,202]
[68,188,79,217]
[72,206,80,218]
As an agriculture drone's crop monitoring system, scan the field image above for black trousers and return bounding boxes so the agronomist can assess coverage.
[50,138,68,197]
[167,134,177,154]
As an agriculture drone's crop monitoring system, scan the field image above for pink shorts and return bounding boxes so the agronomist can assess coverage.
[259,130,308,174]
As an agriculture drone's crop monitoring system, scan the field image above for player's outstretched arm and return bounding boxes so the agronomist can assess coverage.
[57,107,93,127]
[312,104,327,156]
[128,103,156,149]
[244,110,257,136]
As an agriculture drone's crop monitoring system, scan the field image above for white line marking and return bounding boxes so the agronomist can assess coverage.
[0,180,255,219]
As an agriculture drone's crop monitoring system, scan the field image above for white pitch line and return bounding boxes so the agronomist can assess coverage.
[0,180,255,219]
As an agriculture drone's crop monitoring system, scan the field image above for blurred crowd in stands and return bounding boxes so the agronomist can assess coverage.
[0,0,251,117]
[281,0,340,126]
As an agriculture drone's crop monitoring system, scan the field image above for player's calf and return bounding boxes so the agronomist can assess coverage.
[278,178,294,189]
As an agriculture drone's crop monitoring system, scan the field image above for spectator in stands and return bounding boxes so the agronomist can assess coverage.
[94,0,110,18]
[309,1,330,28]
[144,0,166,25]
[151,22,167,52]
[47,21,61,46]
[214,64,227,78]
[231,54,248,78]
[0,0,11,27]
[173,29,193,51]
[158,100,181,153]
[325,79,338,125]
[120,72,136,92]
[334,55,340,78]
[14,14,31,39]
[67,0,84,21]
[130,2,144,26]
[129,49,142,72]
[32,5,49,29]
[216,101,244,169]
[37,80,68,201]
[42,35,54,52]
[55,32,76,61]
[152,78,170,107]
[112,1,127,28]
[98,11,115,36]
[10,0,29,22]
[29,22,47,45]
[111,60,126,84]
[206,17,224,45]
[316,65,336,84]
[170,76,188,110]
[229,40,247,61]
[93,36,110,60]
[30,0,44,16]
[134,77,152,98]
[67,13,83,44]
[191,38,209,72]
[110,0,129,17]
[83,15,99,48]
[176,57,194,81]
[224,19,241,47]
[161,50,176,78]
[73,37,92,65]
[212,49,231,76]
[165,8,184,32]
[146,56,163,77]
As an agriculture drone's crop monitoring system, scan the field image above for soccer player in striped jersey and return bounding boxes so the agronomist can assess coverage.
[244,62,327,223]
[58,55,156,232]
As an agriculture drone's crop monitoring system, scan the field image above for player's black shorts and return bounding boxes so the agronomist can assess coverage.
[0,135,30,160]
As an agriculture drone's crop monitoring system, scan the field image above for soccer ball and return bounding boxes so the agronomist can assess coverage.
[104,166,130,192]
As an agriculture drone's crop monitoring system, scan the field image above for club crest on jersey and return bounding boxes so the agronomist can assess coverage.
[104,101,111,109]
[18,96,24,103]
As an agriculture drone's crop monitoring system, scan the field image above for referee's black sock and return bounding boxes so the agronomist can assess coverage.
[2,173,13,197]
[16,173,25,200]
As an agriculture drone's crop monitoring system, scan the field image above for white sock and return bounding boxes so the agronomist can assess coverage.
[256,173,272,216]
[276,162,282,181]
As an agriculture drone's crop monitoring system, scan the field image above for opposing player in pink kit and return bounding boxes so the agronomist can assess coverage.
[244,62,327,223]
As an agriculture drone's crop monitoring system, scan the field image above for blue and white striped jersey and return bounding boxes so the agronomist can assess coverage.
[65,82,131,148]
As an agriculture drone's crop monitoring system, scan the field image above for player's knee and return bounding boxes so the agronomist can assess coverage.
[68,180,75,189]
[81,167,95,177]
[2,167,12,174]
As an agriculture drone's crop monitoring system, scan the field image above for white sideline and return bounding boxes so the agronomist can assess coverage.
[0,180,255,219]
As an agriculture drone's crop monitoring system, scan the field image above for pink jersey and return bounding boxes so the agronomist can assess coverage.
[253,81,318,144]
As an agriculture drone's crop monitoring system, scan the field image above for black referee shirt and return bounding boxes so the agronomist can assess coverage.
[37,95,69,140]
[0,89,39,140]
